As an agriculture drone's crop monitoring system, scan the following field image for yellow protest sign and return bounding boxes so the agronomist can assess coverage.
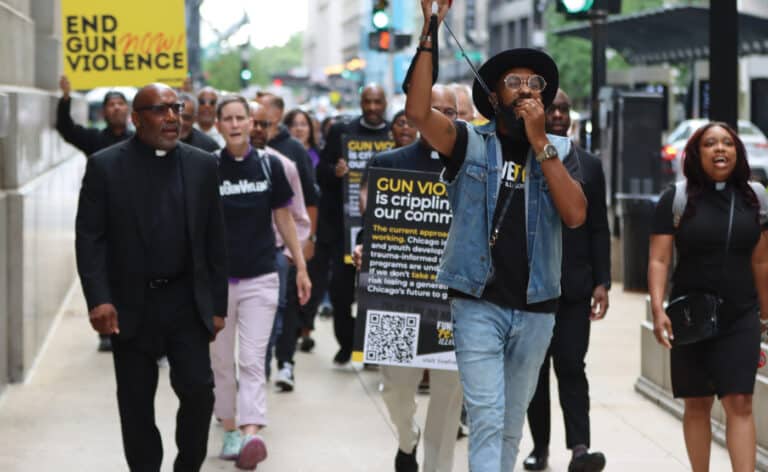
[62,0,188,89]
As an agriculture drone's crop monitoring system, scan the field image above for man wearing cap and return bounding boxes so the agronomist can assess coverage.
[405,2,587,471]
[56,75,134,157]
[57,75,134,353]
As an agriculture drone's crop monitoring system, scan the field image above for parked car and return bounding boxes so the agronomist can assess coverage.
[660,119,768,185]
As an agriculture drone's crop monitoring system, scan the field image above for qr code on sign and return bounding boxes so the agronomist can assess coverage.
[363,310,420,365]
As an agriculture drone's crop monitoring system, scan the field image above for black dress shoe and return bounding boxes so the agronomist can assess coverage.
[568,451,606,472]
[523,450,548,471]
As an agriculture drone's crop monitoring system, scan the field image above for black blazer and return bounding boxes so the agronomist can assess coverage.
[561,145,611,301]
[75,138,228,337]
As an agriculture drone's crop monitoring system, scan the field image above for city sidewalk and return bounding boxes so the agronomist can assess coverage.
[0,281,732,471]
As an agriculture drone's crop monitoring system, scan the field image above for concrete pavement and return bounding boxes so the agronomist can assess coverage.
[0,281,733,471]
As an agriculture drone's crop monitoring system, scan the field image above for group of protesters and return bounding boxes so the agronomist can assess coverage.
[62,2,768,472]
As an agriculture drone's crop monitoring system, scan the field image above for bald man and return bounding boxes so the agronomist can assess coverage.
[316,83,391,365]
[76,83,228,472]
[449,83,476,123]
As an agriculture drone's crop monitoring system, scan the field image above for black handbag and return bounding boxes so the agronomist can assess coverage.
[666,190,735,347]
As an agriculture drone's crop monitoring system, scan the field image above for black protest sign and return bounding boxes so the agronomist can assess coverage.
[352,168,456,370]
[341,134,395,264]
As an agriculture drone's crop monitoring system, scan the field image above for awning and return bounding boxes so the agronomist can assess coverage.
[554,5,768,65]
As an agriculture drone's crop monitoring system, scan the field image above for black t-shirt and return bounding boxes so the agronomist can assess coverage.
[652,183,764,317]
[218,148,294,278]
[317,117,391,242]
[443,122,558,313]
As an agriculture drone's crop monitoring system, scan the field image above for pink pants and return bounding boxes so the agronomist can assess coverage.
[211,273,279,427]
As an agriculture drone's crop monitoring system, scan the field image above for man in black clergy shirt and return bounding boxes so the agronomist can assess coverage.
[523,89,610,472]
[317,83,391,365]
[75,83,228,472]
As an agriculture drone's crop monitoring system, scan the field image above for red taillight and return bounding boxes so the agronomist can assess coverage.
[661,145,677,161]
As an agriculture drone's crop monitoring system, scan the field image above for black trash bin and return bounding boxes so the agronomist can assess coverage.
[616,193,659,292]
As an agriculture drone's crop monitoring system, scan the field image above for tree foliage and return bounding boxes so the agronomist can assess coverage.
[545,0,667,106]
[203,33,303,91]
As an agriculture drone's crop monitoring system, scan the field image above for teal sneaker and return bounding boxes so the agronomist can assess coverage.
[236,434,267,470]
[219,430,241,460]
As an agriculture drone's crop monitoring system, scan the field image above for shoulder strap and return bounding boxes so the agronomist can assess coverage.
[749,181,768,226]
[256,149,272,187]
[672,180,687,228]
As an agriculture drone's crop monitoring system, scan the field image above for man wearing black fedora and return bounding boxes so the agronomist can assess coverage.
[404,1,587,471]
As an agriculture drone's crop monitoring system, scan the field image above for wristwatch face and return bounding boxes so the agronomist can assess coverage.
[538,143,558,162]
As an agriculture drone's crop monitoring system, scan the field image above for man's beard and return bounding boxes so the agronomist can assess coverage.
[496,102,528,143]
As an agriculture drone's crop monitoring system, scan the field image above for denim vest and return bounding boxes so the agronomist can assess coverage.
[437,120,572,304]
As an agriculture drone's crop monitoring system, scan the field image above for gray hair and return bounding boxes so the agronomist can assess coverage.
[178,92,198,115]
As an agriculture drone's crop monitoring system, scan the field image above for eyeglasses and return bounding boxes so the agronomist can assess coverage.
[393,118,414,128]
[253,120,273,129]
[135,103,185,116]
[198,98,217,106]
[433,107,458,119]
[547,103,570,115]
[503,74,547,92]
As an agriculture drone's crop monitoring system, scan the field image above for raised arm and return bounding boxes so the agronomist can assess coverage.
[404,0,456,157]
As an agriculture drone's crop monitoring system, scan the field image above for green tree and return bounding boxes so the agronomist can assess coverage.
[545,0,667,106]
[203,33,304,91]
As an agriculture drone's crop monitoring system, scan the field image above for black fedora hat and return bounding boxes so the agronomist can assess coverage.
[472,48,559,120]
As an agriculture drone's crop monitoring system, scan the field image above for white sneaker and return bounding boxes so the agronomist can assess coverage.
[275,362,294,392]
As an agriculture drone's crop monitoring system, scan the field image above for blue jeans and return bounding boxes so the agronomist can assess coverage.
[451,297,555,472]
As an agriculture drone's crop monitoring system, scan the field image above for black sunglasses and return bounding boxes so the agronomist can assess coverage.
[135,102,185,116]
[198,98,217,106]
[253,120,273,129]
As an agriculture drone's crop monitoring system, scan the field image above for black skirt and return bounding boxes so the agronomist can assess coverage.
[671,306,761,398]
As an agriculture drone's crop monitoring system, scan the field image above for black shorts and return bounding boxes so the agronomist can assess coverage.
[671,307,761,398]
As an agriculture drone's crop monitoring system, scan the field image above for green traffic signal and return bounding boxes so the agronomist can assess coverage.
[372,0,390,30]
[561,0,594,13]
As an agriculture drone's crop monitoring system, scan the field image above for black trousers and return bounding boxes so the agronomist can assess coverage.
[526,298,592,451]
[276,264,299,367]
[111,280,214,472]
[299,239,333,331]
[327,238,356,356]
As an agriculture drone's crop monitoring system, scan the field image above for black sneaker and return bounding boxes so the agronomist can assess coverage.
[568,451,606,472]
[299,335,315,352]
[394,429,419,472]
[523,450,549,471]
[97,335,112,352]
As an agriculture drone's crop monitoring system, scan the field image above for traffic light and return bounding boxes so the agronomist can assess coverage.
[558,0,594,13]
[239,60,252,89]
[556,0,621,18]
[369,30,391,51]
[372,0,390,30]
